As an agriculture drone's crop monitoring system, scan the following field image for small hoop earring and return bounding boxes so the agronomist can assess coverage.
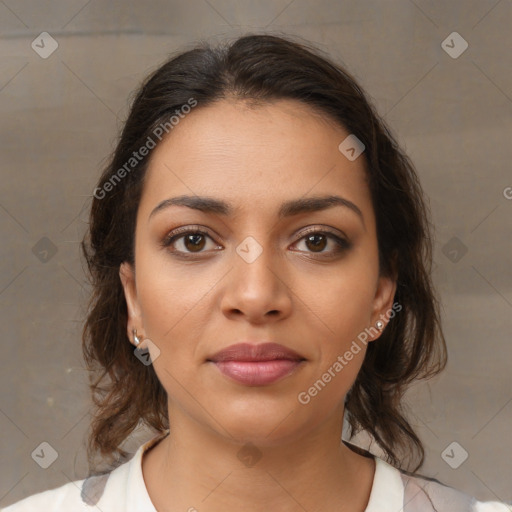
[133,329,141,346]
[376,320,384,330]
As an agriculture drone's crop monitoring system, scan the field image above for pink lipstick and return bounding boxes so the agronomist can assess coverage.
[208,342,305,386]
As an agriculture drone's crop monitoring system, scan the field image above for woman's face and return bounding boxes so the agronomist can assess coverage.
[120,98,396,446]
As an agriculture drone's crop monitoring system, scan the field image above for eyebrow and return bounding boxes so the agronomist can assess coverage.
[148,194,365,226]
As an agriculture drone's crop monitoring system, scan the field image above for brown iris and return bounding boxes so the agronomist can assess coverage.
[184,233,207,252]
[305,233,327,252]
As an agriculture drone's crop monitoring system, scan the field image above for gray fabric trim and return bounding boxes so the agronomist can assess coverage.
[80,473,111,506]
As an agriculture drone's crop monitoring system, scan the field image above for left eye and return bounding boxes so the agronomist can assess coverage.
[292,230,350,255]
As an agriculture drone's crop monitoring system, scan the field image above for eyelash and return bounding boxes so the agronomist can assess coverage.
[160,225,351,259]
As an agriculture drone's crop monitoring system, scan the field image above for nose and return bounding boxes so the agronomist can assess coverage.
[220,238,293,324]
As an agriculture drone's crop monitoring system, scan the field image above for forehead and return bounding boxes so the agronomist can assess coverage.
[139,99,373,224]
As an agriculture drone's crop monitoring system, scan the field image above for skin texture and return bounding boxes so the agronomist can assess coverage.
[119,99,397,512]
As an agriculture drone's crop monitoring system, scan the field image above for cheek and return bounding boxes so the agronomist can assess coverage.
[135,270,205,400]
[138,277,206,347]
[135,244,212,330]
[133,254,225,390]
[296,256,377,401]
[306,259,378,340]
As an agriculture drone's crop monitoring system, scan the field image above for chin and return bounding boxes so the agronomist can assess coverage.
[209,398,316,447]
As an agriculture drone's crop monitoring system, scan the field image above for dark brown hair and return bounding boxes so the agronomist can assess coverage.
[81,33,447,475]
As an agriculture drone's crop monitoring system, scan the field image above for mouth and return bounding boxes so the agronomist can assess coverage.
[207,342,306,386]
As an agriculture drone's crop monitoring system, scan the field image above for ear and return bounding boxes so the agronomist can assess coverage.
[119,261,143,345]
[369,271,398,341]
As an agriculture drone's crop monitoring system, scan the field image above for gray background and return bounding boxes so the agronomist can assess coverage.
[1,0,511,507]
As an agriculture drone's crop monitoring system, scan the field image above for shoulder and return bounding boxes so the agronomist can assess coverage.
[2,431,169,512]
[1,472,112,512]
[1,476,87,511]
[396,463,511,512]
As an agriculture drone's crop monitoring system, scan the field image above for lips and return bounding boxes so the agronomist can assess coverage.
[208,342,306,386]
[209,342,304,363]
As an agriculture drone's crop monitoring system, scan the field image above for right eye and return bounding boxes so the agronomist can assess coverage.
[160,226,222,257]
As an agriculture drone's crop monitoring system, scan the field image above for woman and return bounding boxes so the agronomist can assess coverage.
[4,34,510,511]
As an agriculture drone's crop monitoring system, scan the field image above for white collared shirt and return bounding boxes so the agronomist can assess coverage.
[3,431,511,512]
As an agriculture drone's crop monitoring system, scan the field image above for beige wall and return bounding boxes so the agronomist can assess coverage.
[1,0,511,507]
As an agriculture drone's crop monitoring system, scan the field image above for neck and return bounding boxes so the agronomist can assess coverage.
[142,406,375,512]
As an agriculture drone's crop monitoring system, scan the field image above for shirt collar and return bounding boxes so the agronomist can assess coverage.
[125,429,170,512]
[364,457,405,511]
